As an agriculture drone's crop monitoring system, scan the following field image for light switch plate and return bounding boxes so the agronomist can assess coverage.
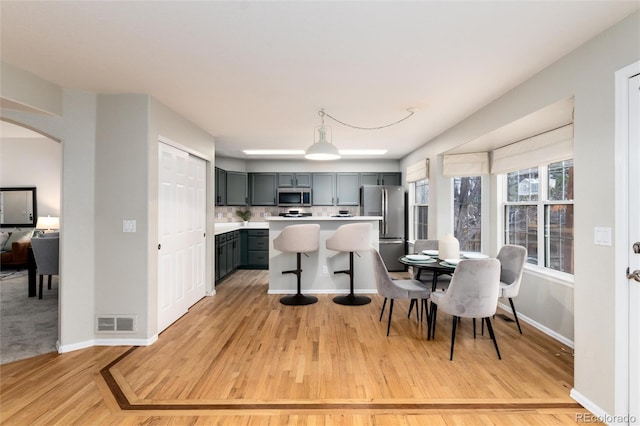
[594,227,612,246]
[123,220,136,233]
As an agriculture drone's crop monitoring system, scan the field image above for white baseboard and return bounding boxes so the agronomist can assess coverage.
[497,301,574,349]
[57,339,95,353]
[56,334,158,353]
[570,388,621,425]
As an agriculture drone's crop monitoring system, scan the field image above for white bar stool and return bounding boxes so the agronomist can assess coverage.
[273,224,320,306]
[326,222,372,306]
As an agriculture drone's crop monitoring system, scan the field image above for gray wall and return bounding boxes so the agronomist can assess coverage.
[400,11,639,416]
[1,84,98,349]
[0,136,62,219]
[1,73,216,346]
[94,94,217,340]
[94,94,151,340]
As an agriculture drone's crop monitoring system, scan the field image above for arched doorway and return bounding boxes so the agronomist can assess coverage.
[0,119,62,363]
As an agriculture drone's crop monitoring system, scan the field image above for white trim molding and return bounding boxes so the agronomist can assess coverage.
[613,60,640,420]
[56,335,159,354]
[497,302,574,348]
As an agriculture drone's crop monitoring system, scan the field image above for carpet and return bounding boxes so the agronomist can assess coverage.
[0,271,58,364]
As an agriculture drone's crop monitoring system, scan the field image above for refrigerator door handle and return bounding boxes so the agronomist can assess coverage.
[383,188,389,235]
[379,239,404,244]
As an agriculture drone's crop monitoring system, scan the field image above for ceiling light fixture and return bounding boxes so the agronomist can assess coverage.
[304,110,340,161]
[305,108,416,161]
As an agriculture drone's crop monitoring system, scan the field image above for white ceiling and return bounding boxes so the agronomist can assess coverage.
[1,1,637,160]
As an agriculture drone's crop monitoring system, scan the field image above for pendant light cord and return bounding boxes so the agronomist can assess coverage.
[319,108,415,131]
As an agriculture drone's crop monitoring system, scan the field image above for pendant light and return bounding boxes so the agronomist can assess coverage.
[305,110,340,160]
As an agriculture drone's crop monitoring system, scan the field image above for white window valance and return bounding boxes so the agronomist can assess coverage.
[442,152,490,177]
[491,124,573,174]
[406,159,429,182]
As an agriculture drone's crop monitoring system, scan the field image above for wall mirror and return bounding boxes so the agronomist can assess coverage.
[0,187,38,228]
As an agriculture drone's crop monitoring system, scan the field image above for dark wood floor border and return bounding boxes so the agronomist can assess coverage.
[100,347,583,412]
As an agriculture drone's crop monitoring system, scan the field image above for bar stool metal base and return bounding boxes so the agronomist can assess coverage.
[333,294,371,306]
[279,252,318,306]
[332,251,371,306]
[280,294,319,306]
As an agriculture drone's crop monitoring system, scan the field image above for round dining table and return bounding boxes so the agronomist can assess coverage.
[398,255,456,292]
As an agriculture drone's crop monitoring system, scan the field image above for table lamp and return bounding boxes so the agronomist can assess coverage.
[36,216,60,233]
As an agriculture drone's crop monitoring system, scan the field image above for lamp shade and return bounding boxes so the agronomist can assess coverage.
[305,126,340,160]
[36,216,60,231]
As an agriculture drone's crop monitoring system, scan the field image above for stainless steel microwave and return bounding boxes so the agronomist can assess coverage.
[277,188,311,207]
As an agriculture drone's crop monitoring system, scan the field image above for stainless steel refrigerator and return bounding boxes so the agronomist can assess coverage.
[360,185,406,271]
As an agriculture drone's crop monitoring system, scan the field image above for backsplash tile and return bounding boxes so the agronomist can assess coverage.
[214,206,359,223]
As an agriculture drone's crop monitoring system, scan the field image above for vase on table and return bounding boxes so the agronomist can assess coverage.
[439,233,460,260]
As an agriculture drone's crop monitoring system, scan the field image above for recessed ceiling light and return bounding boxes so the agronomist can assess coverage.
[339,149,388,156]
[242,149,305,155]
[242,149,388,156]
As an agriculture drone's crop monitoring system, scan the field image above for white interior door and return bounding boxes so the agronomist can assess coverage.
[158,142,206,333]
[185,153,206,307]
[628,73,640,425]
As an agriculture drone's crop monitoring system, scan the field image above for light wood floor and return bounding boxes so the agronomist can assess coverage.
[1,269,597,425]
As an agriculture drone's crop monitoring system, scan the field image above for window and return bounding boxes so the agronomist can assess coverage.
[504,159,574,274]
[412,178,429,240]
[453,176,482,252]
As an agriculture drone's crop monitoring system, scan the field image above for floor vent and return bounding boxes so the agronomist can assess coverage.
[96,315,137,333]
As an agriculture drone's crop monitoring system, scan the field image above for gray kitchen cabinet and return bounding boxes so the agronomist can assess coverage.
[381,173,402,186]
[277,173,311,188]
[215,230,240,283]
[228,231,240,272]
[249,173,277,205]
[215,167,226,206]
[215,233,228,282]
[240,229,269,269]
[226,171,248,206]
[312,173,336,205]
[336,173,360,206]
[360,172,401,186]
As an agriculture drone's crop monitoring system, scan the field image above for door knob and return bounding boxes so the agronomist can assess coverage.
[633,242,640,254]
[627,267,640,282]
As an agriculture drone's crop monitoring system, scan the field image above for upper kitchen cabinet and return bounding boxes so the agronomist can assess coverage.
[311,173,335,205]
[277,172,312,188]
[226,171,248,206]
[249,173,277,206]
[335,173,360,206]
[360,172,401,186]
[215,167,226,206]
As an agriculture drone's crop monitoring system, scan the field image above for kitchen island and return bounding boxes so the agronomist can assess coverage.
[266,216,382,295]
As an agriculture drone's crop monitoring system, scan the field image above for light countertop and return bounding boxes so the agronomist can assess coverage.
[266,216,383,222]
[214,222,269,235]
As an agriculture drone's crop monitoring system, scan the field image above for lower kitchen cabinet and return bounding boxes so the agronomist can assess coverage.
[240,229,269,270]
[215,230,240,283]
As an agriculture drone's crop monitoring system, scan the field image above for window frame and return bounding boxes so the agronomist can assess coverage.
[502,160,575,282]
[452,175,483,253]
[409,178,429,241]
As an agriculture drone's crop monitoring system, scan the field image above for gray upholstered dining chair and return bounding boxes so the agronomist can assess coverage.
[30,236,60,299]
[429,258,501,360]
[408,239,451,319]
[413,239,438,255]
[273,224,320,306]
[372,248,431,336]
[496,244,527,334]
